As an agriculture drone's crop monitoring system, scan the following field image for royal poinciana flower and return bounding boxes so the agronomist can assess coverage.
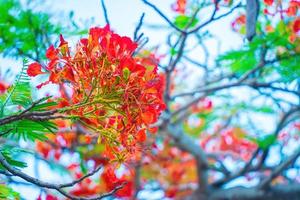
[0,81,8,94]
[171,0,187,14]
[28,25,165,161]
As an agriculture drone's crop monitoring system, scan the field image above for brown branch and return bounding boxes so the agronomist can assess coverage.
[0,152,124,199]
[259,147,300,189]
[140,0,185,33]
[188,2,242,34]
[0,109,59,126]
[212,149,260,187]
[258,106,300,167]
[59,166,102,188]
[208,183,300,200]
[100,0,110,25]
[165,123,209,193]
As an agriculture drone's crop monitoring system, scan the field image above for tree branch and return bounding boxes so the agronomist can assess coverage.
[165,123,209,193]
[100,0,110,25]
[209,183,300,200]
[0,152,124,200]
[259,148,300,189]
[140,0,185,33]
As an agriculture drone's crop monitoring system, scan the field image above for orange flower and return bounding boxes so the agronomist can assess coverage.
[29,26,165,159]
[172,0,187,14]
[101,167,134,197]
[286,1,300,16]
[137,129,146,142]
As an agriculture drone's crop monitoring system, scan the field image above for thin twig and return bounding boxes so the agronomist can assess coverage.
[0,152,124,200]
[140,0,185,33]
[101,0,110,25]
[259,147,300,189]
[134,13,145,42]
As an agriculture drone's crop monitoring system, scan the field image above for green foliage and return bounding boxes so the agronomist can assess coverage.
[218,19,300,82]
[217,37,262,74]
[31,100,57,111]
[0,60,58,142]
[0,147,27,168]
[255,134,277,150]
[278,54,300,82]
[0,59,31,116]
[174,15,198,29]
[0,0,61,60]
[0,184,20,200]
[0,0,87,61]
[1,119,57,141]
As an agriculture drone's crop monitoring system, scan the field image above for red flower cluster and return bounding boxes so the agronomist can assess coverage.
[101,167,134,197]
[263,0,300,17]
[28,26,165,161]
[201,128,257,160]
[231,14,246,32]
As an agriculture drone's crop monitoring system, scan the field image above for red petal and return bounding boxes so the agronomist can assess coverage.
[0,81,8,94]
[293,18,300,34]
[264,0,273,6]
[141,111,156,124]
[137,129,146,142]
[59,34,68,47]
[36,81,50,89]
[27,62,44,77]
[62,66,75,82]
[46,45,58,60]
[148,127,158,134]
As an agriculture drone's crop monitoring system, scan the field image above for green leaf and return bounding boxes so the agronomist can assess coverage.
[277,55,300,82]
[170,48,177,56]
[255,106,274,114]
[0,119,57,141]
[0,60,31,116]
[0,150,27,168]
[218,49,257,73]
[256,134,276,150]
[0,184,20,200]
[174,15,198,29]
[122,67,130,80]
[31,101,58,111]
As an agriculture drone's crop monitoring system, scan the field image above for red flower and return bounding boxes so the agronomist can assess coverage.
[45,194,58,200]
[293,18,300,34]
[137,129,146,142]
[36,141,52,158]
[264,0,273,6]
[231,14,246,32]
[172,0,187,14]
[27,62,44,77]
[46,45,58,60]
[101,167,134,197]
[148,126,158,134]
[31,26,165,160]
[286,1,300,16]
[0,81,8,94]
[141,111,156,124]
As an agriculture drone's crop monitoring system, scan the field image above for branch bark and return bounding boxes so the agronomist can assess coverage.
[0,152,123,200]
